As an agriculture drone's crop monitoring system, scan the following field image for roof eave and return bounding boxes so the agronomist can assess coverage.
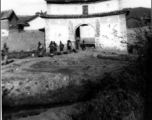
[40,8,131,19]
[45,0,110,4]
[26,15,38,23]
[1,18,9,20]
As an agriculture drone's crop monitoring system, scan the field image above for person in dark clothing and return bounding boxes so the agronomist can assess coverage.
[67,40,72,52]
[81,40,86,51]
[2,43,9,64]
[59,41,64,53]
[76,37,80,50]
[53,41,57,52]
[37,42,44,57]
[49,41,54,54]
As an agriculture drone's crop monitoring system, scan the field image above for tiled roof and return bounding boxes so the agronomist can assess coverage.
[17,15,38,26]
[1,9,18,20]
[45,0,109,3]
[26,15,38,22]
[17,15,37,23]
[40,8,131,18]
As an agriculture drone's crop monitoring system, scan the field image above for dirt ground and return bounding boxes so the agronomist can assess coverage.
[2,50,130,120]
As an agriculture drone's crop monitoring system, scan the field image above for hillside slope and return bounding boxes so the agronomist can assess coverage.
[127,7,151,20]
[126,7,151,28]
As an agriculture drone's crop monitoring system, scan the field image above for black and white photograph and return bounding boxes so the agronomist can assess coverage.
[1,0,151,120]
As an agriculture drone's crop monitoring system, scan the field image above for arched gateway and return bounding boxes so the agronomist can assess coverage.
[75,24,95,47]
[40,0,131,54]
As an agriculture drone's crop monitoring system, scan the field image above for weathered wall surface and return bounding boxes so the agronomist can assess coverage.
[47,0,121,15]
[98,14,127,53]
[47,4,82,15]
[1,20,9,30]
[24,17,45,30]
[45,14,128,54]
[88,0,120,14]
[1,31,45,52]
[1,20,10,37]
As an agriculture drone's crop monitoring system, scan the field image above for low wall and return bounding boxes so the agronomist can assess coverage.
[1,30,45,52]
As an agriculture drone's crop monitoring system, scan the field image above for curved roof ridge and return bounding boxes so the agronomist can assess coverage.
[45,0,110,3]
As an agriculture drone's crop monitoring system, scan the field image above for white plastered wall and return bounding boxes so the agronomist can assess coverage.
[45,14,127,54]
[80,26,94,38]
[47,0,121,15]
[98,14,127,53]
[24,17,45,30]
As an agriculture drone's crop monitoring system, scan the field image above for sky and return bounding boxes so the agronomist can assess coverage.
[1,0,151,15]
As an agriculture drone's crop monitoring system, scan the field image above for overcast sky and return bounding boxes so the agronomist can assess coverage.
[1,0,151,15]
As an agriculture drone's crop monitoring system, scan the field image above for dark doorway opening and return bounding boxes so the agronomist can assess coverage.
[75,24,95,49]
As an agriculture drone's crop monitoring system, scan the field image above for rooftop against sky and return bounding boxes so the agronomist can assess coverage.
[1,0,151,15]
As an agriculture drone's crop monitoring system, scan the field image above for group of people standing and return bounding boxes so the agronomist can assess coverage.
[49,41,58,54]
[1,39,87,65]
[37,40,65,57]
[37,39,86,57]
[49,40,65,54]
[37,41,59,57]
[66,39,86,52]
[1,39,86,65]
[48,40,73,54]
[76,38,86,51]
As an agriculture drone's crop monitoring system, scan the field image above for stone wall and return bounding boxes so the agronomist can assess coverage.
[1,30,45,52]
[1,20,9,30]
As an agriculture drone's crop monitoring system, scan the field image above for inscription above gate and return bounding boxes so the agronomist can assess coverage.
[83,5,88,15]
